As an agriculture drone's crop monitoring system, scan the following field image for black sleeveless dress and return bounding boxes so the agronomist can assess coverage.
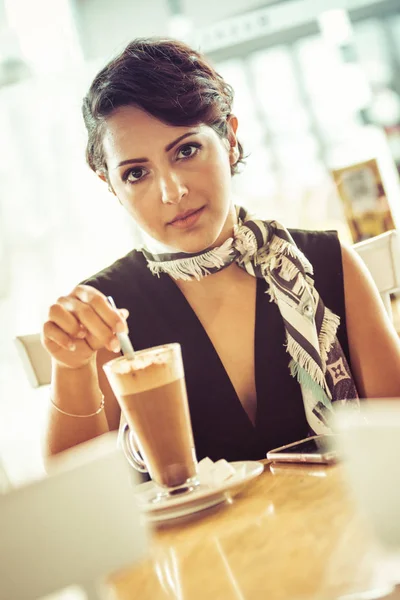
[83,229,351,462]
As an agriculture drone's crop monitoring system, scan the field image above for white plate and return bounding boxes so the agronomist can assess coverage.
[134,460,264,522]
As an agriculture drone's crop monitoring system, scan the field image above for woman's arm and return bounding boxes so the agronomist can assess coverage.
[341,243,400,398]
[42,285,126,459]
[44,349,121,458]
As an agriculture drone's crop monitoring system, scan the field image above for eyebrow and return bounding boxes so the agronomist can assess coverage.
[114,131,200,169]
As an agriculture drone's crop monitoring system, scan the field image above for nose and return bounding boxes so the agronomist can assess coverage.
[159,170,188,205]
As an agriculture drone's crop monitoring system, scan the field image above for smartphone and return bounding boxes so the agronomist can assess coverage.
[266,434,338,464]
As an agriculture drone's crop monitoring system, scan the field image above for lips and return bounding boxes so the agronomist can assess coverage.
[169,207,203,224]
[168,206,205,229]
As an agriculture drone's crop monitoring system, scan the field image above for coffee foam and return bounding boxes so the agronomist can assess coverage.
[106,347,184,395]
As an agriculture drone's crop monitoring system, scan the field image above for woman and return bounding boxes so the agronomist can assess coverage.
[42,38,400,462]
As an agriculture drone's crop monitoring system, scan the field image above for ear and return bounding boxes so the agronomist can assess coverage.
[96,170,116,195]
[226,115,239,165]
[227,114,239,143]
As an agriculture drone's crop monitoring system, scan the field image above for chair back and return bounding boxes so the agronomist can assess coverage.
[353,229,400,318]
[15,333,51,387]
[0,433,149,600]
[0,458,11,494]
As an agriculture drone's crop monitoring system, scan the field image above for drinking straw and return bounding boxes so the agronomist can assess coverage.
[107,296,135,359]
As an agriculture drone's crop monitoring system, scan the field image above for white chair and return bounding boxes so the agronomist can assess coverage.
[0,458,11,494]
[353,229,400,319]
[0,432,149,600]
[15,332,51,387]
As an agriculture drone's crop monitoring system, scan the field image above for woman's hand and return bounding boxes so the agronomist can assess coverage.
[42,285,129,369]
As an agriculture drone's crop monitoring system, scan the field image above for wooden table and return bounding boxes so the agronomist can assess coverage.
[110,462,396,599]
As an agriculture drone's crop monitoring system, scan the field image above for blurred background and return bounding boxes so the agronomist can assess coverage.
[1,0,400,484]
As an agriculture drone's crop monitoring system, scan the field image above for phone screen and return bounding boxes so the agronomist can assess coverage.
[273,435,337,455]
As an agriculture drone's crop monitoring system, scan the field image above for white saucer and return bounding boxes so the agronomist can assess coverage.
[134,461,264,522]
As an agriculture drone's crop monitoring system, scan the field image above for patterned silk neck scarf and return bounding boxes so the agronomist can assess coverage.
[142,206,359,434]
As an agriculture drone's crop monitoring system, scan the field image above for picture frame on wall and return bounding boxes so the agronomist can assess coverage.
[331,158,396,243]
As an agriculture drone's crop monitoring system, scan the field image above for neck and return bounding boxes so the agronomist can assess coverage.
[174,261,251,298]
[209,203,237,249]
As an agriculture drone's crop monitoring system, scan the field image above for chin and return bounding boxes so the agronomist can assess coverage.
[168,239,211,255]
[146,207,233,254]
[169,229,222,255]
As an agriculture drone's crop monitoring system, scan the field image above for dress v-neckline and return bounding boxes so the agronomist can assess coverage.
[133,248,261,432]
[128,250,305,462]
[155,270,263,431]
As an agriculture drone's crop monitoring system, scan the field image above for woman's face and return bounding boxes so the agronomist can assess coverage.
[101,106,239,253]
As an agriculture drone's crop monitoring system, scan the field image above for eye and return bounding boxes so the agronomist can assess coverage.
[123,166,148,184]
[176,143,201,160]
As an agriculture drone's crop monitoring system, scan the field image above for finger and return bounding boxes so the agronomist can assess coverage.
[48,303,83,337]
[71,285,128,333]
[43,321,115,355]
[58,296,114,344]
[76,324,87,339]
[43,321,78,352]
[84,330,121,353]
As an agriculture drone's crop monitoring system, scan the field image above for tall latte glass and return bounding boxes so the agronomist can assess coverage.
[103,343,198,498]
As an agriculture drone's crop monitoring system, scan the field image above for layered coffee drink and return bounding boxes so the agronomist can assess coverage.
[104,344,197,489]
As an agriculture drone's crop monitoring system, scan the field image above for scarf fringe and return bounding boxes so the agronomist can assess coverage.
[147,238,235,281]
[263,261,309,308]
[318,306,341,364]
[234,227,258,261]
[273,255,299,278]
[268,235,314,275]
[289,361,333,409]
[286,332,328,393]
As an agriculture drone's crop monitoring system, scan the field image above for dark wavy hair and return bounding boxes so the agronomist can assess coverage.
[82,38,244,178]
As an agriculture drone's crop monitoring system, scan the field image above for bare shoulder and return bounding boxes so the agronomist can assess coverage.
[340,242,385,313]
[339,241,400,398]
